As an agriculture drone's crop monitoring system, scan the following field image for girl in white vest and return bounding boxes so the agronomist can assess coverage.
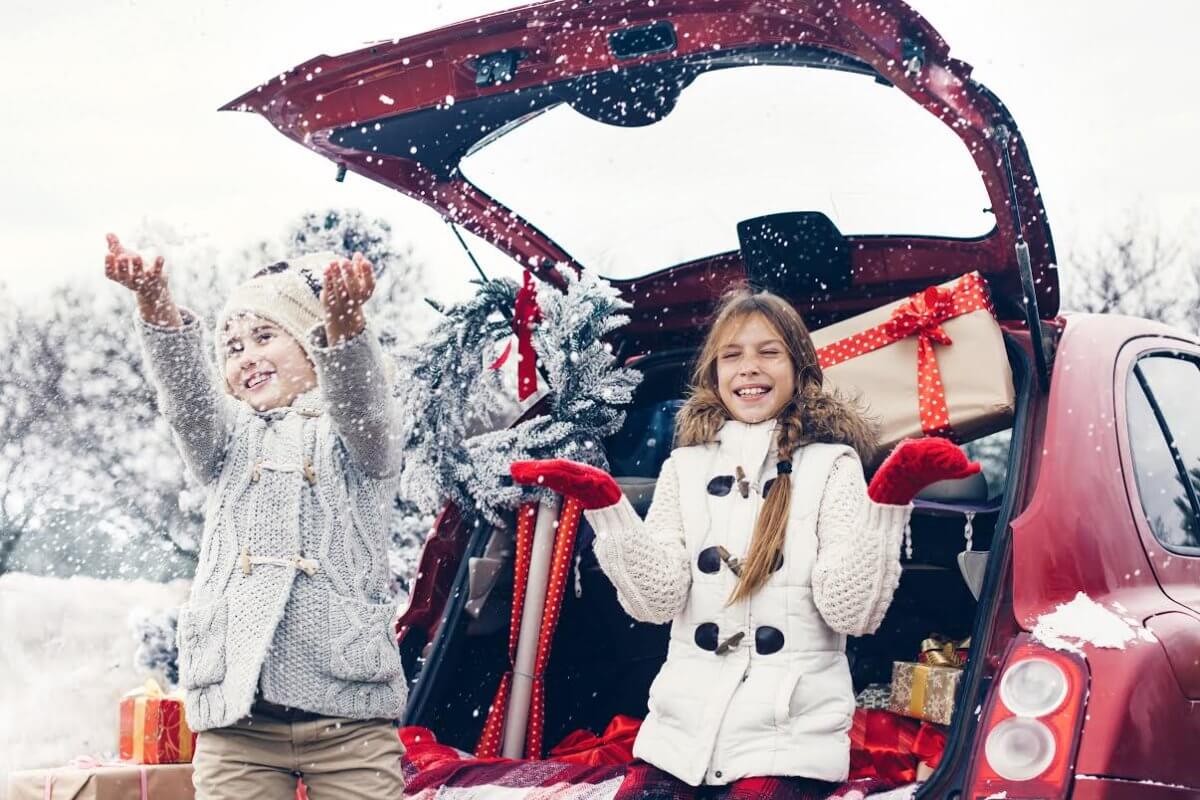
[105,234,406,799]
[512,288,976,793]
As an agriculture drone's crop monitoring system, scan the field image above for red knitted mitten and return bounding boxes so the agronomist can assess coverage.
[867,437,981,505]
[510,459,623,510]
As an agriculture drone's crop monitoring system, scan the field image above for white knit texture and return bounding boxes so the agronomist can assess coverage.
[810,455,912,636]
[586,453,909,636]
[585,458,691,624]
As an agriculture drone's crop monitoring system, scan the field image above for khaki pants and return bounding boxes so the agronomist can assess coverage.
[192,704,405,799]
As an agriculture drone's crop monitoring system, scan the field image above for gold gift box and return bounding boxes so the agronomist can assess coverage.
[888,661,962,726]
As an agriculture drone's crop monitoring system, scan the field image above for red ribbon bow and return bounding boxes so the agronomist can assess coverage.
[490,270,543,400]
[816,272,994,439]
[889,285,956,348]
[888,285,956,437]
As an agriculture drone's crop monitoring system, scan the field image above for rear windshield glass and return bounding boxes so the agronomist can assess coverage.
[459,65,994,279]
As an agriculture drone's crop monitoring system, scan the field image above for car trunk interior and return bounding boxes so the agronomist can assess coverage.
[403,336,1028,758]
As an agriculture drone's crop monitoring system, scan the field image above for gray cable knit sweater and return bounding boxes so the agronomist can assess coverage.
[137,309,406,731]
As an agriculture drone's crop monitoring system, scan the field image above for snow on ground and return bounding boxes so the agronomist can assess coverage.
[0,572,189,799]
[1031,591,1158,655]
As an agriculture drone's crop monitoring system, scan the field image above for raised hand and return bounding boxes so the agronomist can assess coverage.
[103,233,182,327]
[510,459,623,510]
[321,252,375,346]
[867,437,981,505]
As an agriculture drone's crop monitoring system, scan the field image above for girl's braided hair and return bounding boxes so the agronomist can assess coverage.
[674,286,879,603]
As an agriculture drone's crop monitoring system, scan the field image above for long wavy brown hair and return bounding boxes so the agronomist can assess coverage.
[675,287,879,604]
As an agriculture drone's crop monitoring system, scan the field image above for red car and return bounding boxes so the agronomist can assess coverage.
[226,1,1200,797]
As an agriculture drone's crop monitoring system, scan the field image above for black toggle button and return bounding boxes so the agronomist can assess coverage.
[695,622,719,652]
[707,475,734,497]
[755,626,785,655]
[762,478,776,499]
[697,546,722,574]
[770,550,784,573]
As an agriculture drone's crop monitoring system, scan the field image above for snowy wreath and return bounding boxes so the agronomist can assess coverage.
[397,266,642,524]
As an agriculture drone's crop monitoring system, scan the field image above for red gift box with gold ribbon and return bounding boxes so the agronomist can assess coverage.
[811,271,1015,460]
[118,679,197,764]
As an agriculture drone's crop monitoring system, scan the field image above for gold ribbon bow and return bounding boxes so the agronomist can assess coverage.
[919,635,970,668]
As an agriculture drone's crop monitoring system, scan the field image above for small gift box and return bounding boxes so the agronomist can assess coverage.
[119,679,196,764]
[849,708,921,784]
[6,760,194,800]
[811,271,1014,461]
[854,683,893,710]
[888,661,963,726]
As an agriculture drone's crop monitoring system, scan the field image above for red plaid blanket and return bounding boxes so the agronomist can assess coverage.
[613,763,901,799]
[404,758,903,800]
[400,727,910,800]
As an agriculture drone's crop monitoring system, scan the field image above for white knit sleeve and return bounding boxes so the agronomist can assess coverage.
[811,454,912,636]
[584,458,691,625]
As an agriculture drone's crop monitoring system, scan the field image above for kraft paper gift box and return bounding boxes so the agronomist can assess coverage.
[119,680,196,764]
[6,761,194,800]
[888,661,963,726]
[811,271,1015,461]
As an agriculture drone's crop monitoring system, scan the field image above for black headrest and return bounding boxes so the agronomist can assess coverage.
[736,212,852,296]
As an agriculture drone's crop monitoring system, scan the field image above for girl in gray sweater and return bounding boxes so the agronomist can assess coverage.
[105,233,406,799]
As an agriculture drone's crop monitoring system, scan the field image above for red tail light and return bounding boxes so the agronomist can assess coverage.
[964,636,1089,799]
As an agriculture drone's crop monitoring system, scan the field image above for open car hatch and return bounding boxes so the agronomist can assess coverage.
[223,0,1058,347]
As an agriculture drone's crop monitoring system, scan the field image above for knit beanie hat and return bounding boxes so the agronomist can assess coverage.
[215,251,336,363]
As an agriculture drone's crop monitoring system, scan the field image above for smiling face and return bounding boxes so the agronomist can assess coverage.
[715,312,797,424]
[222,314,317,411]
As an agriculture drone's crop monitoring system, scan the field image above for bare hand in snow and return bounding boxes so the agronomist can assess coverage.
[104,233,183,328]
[321,252,375,346]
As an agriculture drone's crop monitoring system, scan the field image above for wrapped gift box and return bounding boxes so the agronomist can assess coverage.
[119,680,196,764]
[888,661,963,725]
[7,762,193,800]
[854,683,893,710]
[811,271,1015,461]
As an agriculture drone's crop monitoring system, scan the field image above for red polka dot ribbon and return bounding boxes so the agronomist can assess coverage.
[475,497,583,759]
[815,272,995,438]
[525,496,582,758]
[476,501,538,758]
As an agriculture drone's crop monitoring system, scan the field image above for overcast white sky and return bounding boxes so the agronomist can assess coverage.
[3,0,1199,305]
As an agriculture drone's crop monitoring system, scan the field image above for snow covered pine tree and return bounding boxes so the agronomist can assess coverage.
[397,265,641,525]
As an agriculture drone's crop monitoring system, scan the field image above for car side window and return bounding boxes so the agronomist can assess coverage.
[1126,354,1200,550]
